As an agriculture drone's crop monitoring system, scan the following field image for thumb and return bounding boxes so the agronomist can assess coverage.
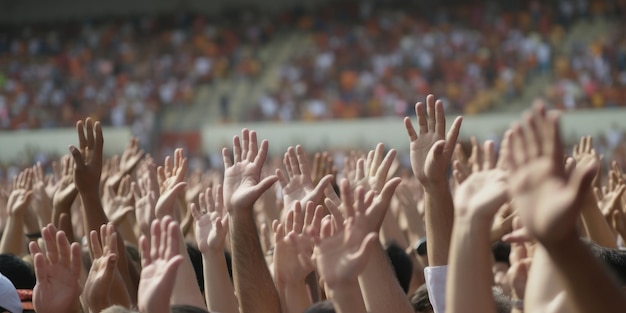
[252,175,278,197]
[430,140,446,157]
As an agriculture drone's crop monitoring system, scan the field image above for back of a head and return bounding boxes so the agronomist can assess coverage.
[386,241,413,293]
[186,244,205,293]
[586,240,626,285]
[410,284,433,313]
[304,300,336,313]
[0,254,36,290]
[0,273,22,313]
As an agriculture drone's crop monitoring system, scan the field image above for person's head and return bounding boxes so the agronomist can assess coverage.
[386,241,413,293]
[492,241,511,266]
[303,300,335,313]
[410,284,433,313]
[0,273,21,313]
[170,304,210,313]
[586,240,626,285]
[186,243,206,293]
[0,254,35,289]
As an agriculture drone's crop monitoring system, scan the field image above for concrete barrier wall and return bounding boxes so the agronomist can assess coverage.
[1,108,624,162]
[0,127,132,163]
[201,108,626,154]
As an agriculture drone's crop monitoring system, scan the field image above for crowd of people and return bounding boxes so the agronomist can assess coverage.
[252,0,626,121]
[0,11,273,131]
[1,0,625,131]
[1,94,626,313]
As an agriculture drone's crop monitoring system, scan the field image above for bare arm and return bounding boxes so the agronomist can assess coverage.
[508,105,626,313]
[69,118,138,303]
[223,129,280,313]
[0,169,33,255]
[446,166,508,313]
[192,186,238,313]
[404,94,463,266]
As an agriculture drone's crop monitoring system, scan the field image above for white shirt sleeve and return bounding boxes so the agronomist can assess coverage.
[424,265,448,313]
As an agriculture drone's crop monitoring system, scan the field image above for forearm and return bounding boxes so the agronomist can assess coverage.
[580,192,617,248]
[231,209,281,313]
[115,214,139,248]
[277,280,312,313]
[0,213,25,255]
[358,241,413,313]
[202,252,239,313]
[423,183,455,266]
[326,280,367,313]
[380,209,410,249]
[170,234,207,309]
[80,192,138,303]
[524,246,572,313]
[545,236,626,312]
[446,217,496,313]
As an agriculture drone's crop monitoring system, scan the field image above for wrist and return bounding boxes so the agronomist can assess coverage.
[452,215,492,237]
[324,277,360,291]
[422,179,450,193]
[454,207,496,225]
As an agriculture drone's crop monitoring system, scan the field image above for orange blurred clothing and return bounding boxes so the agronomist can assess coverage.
[340,70,358,91]
[332,100,360,119]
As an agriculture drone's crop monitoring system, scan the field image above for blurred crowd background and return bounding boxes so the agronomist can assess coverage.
[0,0,625,176]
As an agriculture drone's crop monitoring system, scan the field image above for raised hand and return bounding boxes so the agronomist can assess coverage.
[69,118,104,195]
[138,217,185,313]
[404,94,463,187]
[191,185,229,253]
[274,201,324,313]
[594,170,626,219]
[32,162,53,228]
[508,106,596,246]
[453,140,508,219]
[276,145,333,212]
[157,148,187,195]
[316,218,377,284]
[133,162,159,238]
[453,138,499,185]
[223,129,278,211]
[8,168,33,215]
[103,175,135,225]
[29,224,81,313]
[311,151,336,186]
[83,223,131,312]
[274,201,323,285]
[191,185,238,313]
[350,143,397,194]
[119,138,145,177]
[0,168,34,254]
[52,155,78,226]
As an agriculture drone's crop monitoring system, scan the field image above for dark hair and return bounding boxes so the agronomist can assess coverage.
[491,241,511,266]
[586,240,626,285]
[304,300,335,313]
[0,254,35,289]
[186,243,205,293]
[170,304,210,313]
[410,284,432,313]
[224,249,233,280]
[386,241,413,293]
